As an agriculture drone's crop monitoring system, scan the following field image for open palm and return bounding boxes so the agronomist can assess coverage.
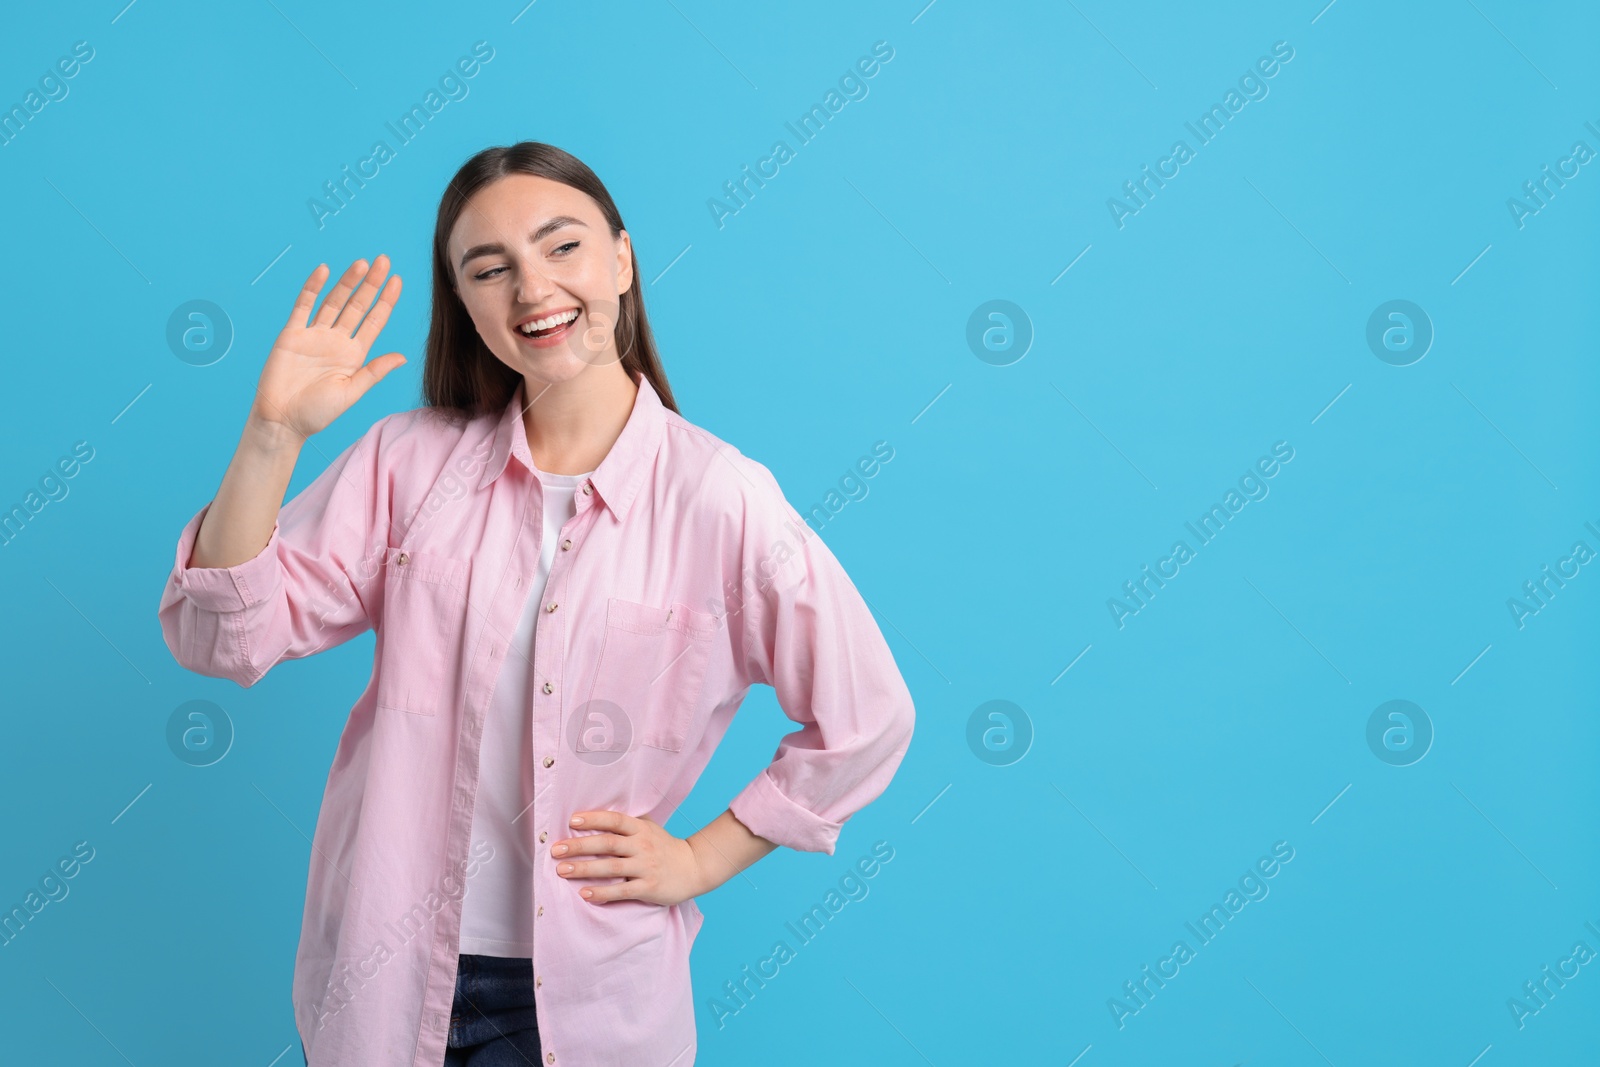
[250,255,406,441]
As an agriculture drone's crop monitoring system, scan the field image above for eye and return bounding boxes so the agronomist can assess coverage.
[473,266,507,280]
[553,241,579,255]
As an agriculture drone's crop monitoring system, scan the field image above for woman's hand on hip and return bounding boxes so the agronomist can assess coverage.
[553,810,706,906]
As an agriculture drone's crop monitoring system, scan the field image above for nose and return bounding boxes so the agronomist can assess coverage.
[513,254,557,305]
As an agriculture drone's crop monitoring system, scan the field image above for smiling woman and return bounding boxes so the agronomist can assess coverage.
[425,165,680,422]
[158,140,915,1067]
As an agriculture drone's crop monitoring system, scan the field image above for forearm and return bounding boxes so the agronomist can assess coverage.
[686,808,778,895]
[189,417,305,569]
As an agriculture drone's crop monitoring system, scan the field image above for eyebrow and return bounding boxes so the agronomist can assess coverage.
[457,216,589,270]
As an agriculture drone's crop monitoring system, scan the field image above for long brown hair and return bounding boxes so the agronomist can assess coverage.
[421,141,679,420]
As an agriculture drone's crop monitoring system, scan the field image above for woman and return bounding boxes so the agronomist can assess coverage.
[157,141,916,1067]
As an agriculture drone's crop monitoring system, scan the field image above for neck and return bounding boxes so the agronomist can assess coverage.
[522,363,638,475]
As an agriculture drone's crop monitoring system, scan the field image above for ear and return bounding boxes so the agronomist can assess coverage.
[614,229,634,297]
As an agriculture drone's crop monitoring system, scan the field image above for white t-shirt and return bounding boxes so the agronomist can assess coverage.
[458,465,591,957]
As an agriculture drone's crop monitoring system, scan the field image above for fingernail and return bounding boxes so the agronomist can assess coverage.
[553,845,567,856]
[559,863,573,874]
[571,816,584,826]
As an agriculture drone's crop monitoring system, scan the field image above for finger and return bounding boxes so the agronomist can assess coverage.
[571,810,639,836]
[349,352,406,398]
[312,259,370,329]
[353,274,402,349]
[333,254,392,334]
[554,833,633,859]
[291,264,331,329]
[558,855,631,881]
[578,877,643,903]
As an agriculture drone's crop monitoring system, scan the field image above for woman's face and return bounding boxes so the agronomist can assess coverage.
[447,173,634,385]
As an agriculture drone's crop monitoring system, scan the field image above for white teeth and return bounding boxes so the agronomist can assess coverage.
[518,309,579,335]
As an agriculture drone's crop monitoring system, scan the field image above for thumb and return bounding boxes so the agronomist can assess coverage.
[351,352,407,395]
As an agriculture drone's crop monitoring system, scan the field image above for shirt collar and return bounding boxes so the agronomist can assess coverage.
[476,372,667,523]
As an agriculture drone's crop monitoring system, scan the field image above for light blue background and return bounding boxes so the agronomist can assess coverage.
[1,1,1596,1064]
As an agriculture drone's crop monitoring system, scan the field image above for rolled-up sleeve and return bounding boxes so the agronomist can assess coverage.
[725,459,916,856]
[157,423,388,688]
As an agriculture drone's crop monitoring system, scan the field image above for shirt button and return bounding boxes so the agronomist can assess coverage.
[560,539,571,550]
[396,551,410,566]
[535,975,542,988]
[543,756,555,768]
[538,831,547,843]
[581,482,591,495]
[545,602,558,612]
[542,681,553,695]
[537,905,544,916]
[546,1052,555,1064]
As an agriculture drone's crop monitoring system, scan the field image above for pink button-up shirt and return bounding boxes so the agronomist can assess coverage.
[156,372,915,1067]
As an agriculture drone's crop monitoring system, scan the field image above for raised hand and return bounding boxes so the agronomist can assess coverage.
[249,256,406,442]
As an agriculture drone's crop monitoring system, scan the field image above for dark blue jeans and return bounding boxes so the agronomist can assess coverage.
[301,954,540,1066]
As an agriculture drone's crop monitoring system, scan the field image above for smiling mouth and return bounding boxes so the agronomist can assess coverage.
[517,308,581,339]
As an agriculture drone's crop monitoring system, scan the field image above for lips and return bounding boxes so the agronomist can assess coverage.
[516,308,580,336]
[514,308,580,348]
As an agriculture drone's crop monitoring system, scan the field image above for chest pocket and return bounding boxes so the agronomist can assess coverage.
[375,547,470,716]
[587,598,723,751]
